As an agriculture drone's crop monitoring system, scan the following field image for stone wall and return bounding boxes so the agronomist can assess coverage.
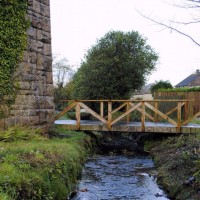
[1,0,54,129]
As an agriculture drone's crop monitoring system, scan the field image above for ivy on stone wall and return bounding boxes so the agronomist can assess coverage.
[0,0,29,118]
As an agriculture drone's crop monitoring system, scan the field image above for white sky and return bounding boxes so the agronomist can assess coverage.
[50,0,200,86]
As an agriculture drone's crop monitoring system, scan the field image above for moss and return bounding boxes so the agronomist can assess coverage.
[144,140,162,152]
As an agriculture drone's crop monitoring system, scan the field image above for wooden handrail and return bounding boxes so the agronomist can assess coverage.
[59,99,193,102]
[55,99,199,131]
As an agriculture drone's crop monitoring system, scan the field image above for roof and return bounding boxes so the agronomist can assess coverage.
[175,70,200,87]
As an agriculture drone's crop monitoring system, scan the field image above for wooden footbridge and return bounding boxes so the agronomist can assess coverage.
[54,100,200,134]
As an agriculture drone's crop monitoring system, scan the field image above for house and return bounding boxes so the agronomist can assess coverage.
[131,83,153,100]
[175,69,200,88]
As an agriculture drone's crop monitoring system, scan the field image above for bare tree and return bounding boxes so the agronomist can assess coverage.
[52,55,73,87]
[52,55,74,110]
[138,0,200,46]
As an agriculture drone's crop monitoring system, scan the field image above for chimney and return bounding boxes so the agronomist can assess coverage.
[196,69,200,74]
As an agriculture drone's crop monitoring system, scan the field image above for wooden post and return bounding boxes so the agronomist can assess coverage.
[154,101,158,122]
[100,101,104,118]
[76,103,81,130]
[126,102,130,123]
[141,101,145,132]
[177,102,182,133]
[108,101,112,131]
[184,101,189,121]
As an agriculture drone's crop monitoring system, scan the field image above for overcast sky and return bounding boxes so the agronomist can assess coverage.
[50,0,200,86]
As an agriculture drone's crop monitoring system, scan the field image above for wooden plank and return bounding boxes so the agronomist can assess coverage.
[154,101,158,122]
[54,102,77,120]
[55,119,200,133]
[184,101,188,120]
[76,103,81,130]
[141,101,145,132]
[177,102,182,133]
[166,106,178,116]
[182,111,200,125]
[79,102,107,124]
[111,102,142,125]
[104,102,127,119]
[129,102,155,122]
[166,102,184,116]
[108,102,112,131]
[112,102,127,115]
[145,102,177,126]
[110,99,190,102]
[60,99,192,103]
[138,107,155,122]
[126,102,130,123]
[100,101,104,117]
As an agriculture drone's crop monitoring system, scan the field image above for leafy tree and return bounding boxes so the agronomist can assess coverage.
[150,80,173,94]
[72,31,159,100]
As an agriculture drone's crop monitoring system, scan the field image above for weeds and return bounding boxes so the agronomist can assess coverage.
[0,126,45,142]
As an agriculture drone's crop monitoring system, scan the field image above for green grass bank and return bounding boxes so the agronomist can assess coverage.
[0,126,93,200]
[145,132,200,200]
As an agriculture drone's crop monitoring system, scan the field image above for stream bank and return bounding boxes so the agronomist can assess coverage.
[0,127,94,200]
[147,133,200,200]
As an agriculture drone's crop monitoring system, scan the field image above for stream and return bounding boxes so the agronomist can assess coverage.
[72,154,170,200]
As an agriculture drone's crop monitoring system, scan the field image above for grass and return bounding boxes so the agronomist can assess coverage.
[0,126,92,200]
[190,118,200,124]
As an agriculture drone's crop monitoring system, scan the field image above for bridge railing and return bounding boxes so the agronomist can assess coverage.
[55,100,200,132]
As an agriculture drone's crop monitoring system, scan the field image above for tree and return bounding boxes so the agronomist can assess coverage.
[53,56,73,86]
[138,0,200,46]
[53,56,74,110]
[150,80,173,95]
[72,31,159,100]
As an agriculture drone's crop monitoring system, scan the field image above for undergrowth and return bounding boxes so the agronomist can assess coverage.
[151,133,200,200]
[0,126,45,142]
[0,126,91,200]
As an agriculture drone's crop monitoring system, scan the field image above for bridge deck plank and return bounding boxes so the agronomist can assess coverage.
[54,120,200,134]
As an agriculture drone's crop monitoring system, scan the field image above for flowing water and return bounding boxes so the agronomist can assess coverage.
[72,154,170,200]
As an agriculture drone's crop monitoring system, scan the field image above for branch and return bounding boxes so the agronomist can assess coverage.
[173,0,200,9]
[137,11,200,47]
[187,0,200,3]
[174,4,200,8]
[169,19,200,25]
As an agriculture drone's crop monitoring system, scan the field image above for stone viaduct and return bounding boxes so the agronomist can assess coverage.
[0,0,54,129]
